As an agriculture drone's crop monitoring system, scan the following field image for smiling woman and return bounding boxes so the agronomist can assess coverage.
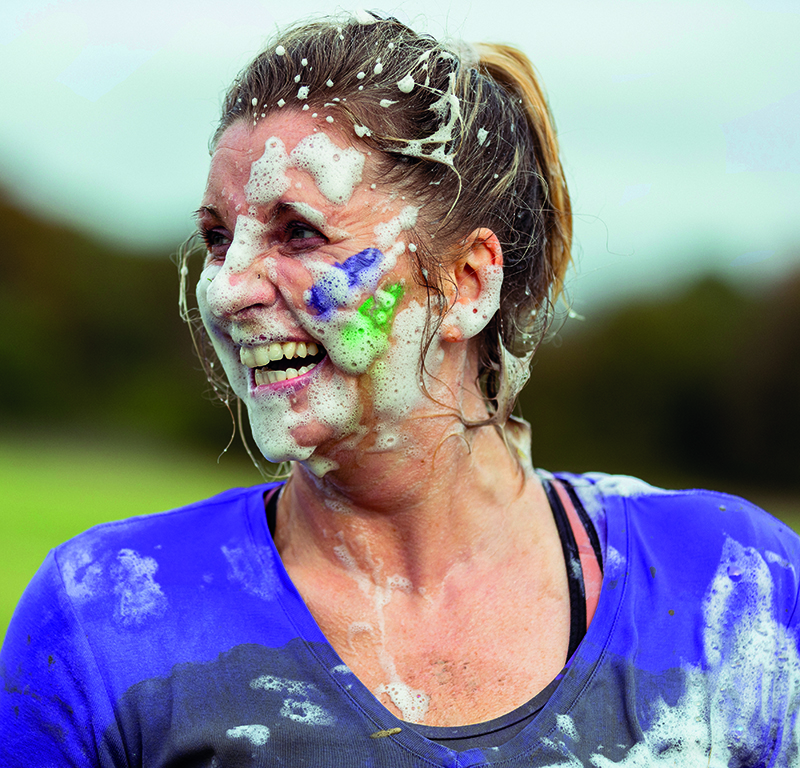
[2,11,799,768]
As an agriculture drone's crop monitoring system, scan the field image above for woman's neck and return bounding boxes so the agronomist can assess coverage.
[273,417,550,590]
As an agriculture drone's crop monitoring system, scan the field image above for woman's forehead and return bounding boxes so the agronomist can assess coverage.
[213,111,359,167]
[206,111,374,205]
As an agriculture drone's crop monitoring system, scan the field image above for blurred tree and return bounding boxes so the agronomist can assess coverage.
[3,188,798,490]
[0,191,233,450]
[522,274,800,490]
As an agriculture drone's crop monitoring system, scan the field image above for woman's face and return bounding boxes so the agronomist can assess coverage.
[196,110,437,474]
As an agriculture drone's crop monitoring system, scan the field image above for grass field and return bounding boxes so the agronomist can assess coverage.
[2,434,799,642]
[0,434,259,641]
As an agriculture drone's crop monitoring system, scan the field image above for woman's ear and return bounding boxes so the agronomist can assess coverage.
[440,228,503,343]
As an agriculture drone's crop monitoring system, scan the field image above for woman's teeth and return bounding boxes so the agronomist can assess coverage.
[240,341,323,386]
[239,341,319,368]
[254,365,316,386]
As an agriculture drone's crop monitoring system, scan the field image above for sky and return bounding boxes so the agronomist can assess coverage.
[1,0,798,312]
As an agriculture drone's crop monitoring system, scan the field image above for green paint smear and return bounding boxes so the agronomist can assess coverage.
[341,283,404,354]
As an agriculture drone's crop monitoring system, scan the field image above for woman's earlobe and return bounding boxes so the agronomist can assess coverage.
[440,323,464,343]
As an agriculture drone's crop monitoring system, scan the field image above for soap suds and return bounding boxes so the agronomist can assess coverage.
[111,549,167,627]
[397,74,415,93]
[61,542,103,600]
[226,724,270,746]
[251,674,335,726]
[442,263,502,339]
[291,133,365,204]
[221,543,277,600]
[244,137,291,205]
[375,682,430,723]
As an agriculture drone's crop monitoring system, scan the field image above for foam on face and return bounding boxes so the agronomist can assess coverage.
[291,133,365,204]
[199,129,437,468]
[245,137,291,204]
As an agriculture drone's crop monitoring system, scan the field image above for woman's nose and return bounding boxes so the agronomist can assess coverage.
[203,216,278,317]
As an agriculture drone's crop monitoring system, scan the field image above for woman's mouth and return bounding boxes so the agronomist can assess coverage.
[239,341,327,386]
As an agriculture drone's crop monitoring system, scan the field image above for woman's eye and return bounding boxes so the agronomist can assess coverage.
[285,222,326,247]
[201,228,231,260]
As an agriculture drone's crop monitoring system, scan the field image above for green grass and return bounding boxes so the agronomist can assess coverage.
[0,434,260,641]
[1,435,798,643]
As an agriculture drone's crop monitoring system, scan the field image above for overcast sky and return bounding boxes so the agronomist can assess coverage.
[1,0,798,311]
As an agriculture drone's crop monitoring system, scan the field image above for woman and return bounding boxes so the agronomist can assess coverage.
[2,13,798,767]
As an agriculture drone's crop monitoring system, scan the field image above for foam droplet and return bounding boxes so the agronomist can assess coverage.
[397,74,414,93]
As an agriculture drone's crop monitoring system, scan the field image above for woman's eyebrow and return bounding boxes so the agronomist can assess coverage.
[194,205,220,222]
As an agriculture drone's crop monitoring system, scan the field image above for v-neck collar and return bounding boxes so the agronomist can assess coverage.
[244,478,629,764]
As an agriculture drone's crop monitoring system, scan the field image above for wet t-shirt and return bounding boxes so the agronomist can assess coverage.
[1,472,799,766]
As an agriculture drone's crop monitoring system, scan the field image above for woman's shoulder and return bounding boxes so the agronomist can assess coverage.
[558,472,800,620]
[53,482,278,560]
[554,470,796,537]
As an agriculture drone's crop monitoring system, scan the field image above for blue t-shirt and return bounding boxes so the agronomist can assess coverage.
[1,472,799,766]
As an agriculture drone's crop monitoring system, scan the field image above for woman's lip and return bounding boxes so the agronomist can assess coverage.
[250,355,327,393]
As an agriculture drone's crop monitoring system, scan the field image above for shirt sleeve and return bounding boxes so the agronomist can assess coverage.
[0,551,124,767]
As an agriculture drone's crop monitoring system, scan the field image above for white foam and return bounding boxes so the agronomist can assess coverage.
[61,542,103,600]
[251,674,314,696]
[397,74,415,93]
[443,263,502,339]
[244,137,290,204]
[226,724,270,746]
[765,550,795,573]
[375,682,430,723]
[556,713,580,742]
[280,698,335,725]
[291,133,365,205]
[586,473,670,499]
[111,548,167,627]
[221,544,277,600]
[604,545,625,573]
[590,537,800,765]
[398,73,462,166]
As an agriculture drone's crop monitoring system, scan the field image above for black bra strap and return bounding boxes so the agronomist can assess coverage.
[561,480,604,573]
[265,487,280,538]
[542,480,587,661]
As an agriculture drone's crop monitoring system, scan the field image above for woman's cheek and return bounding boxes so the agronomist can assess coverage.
[196,266,250,397]
[298,249,406,375]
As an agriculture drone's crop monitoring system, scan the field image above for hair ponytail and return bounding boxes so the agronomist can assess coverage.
[475,44,572,304]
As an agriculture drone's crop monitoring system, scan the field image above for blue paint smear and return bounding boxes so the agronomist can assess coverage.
[307,248,384,316]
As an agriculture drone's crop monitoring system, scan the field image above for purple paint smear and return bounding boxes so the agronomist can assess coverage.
[306,247,384,316]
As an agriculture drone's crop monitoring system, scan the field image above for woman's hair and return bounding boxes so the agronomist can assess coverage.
[187,11,571,431]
